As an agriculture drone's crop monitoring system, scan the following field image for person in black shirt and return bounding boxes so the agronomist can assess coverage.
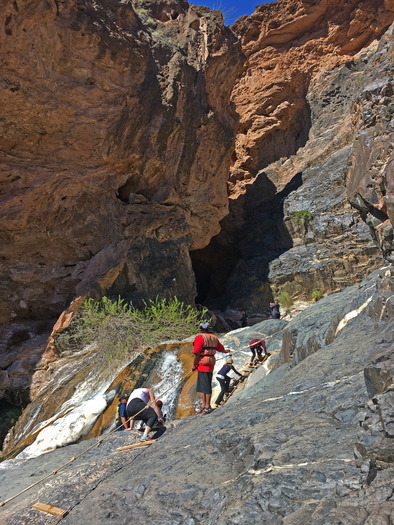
[240,310,248,327]
[115,395,129,431]
[269,301,280,319]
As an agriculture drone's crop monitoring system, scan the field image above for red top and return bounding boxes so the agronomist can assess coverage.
[193,333,225,372]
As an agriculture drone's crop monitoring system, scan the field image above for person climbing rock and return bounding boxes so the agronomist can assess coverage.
[115,394,129,430]
[192,321,230,414]
[240,310,248,327]
[269,300,281,319]
[137,399,167,433]
[215,358,243,406]
[126,387,166,441]
[249,338,269,365]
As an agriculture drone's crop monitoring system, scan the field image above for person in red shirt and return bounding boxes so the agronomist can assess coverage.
[249,338,270,366]
[192,322,230,414]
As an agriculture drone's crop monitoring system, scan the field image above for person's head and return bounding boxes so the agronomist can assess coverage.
[156,400,163,408]
[199,321,212,332]
[119,395,128,403]
[226,358,233,364]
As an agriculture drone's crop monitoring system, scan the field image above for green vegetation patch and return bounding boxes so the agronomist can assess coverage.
[278,289,293,309]
[294,209,314,224]
[311,289,323,302]
[55,296,207,369]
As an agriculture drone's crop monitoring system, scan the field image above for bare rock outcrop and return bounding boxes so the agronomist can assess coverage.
[0,0,243,342]
[0,266,392,524]
[230,0,394,186]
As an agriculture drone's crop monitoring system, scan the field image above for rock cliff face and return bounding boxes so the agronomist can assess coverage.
[347,24,394,263]
[192,0,394,310]
[1,0,394,472]
[231,0,394,183]
[0,0,243,335]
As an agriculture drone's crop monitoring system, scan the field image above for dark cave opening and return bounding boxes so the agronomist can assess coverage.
[191,236,240,308]
[191,172,304,311]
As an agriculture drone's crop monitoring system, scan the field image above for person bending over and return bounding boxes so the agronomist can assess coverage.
[126,387,166,441]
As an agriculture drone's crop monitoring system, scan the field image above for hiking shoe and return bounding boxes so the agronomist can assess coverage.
[140,436,153,442]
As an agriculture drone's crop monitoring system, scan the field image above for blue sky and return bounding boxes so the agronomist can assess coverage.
[190,1,274,23]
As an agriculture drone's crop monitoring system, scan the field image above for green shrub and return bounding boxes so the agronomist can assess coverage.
[294,209,313,225]
[311,289,323,302]
[54,296,207,370]
[278,289,293,309]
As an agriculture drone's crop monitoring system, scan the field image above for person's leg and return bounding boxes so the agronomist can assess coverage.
[140,407,158,439]
[250,348,256,364]
[142,425,151,439]
[152,424,166,439]
[206,394,211,409]
[215,378,226,405]
[196,371,207,410]
[198,372,212,409]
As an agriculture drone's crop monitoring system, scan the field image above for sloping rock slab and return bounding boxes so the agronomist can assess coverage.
[0,267,393,524]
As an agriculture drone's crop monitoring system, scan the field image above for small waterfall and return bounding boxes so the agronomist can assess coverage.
[151,352,183,421]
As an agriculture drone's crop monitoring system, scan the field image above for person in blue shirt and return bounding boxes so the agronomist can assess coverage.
[115,395,129,430]
[214,358,243,406]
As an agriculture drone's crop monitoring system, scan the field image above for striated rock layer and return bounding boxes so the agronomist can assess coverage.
[0,0,243,342]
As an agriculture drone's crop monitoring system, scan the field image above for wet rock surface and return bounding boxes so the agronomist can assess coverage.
[1,266,392,524]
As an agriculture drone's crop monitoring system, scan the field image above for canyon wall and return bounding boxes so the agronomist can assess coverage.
[192,0,394,311]
[0,0,243,340]
[1,0,394,448]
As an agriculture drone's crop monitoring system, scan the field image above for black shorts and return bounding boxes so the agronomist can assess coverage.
[126,398,157,428]
[196,371,213,394]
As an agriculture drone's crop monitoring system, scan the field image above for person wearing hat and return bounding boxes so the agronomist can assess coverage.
[215,358,243,406]
[115,394,129,431]
[192,322,230,414]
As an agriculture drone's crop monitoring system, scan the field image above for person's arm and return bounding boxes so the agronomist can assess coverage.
[231,365,243,377]
[120,405,133,430]
[192,335,203,370]
[216,340,230,354]
[148,389,164,421]
[192,353,200,371]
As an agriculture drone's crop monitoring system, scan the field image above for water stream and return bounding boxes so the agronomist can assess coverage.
[152,351,183,421]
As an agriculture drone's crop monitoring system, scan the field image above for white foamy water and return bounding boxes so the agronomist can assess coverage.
[152,352,183,421]
[15,369,115,459]
[17,393,108,459]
